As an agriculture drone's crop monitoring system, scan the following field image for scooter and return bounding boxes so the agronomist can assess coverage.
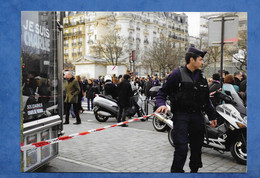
[154,84,247,165]
[93,89,145,122]
[149,86,171,132]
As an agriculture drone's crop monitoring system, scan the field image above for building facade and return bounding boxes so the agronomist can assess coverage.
[63,11,189,78]
[199,12,247,77]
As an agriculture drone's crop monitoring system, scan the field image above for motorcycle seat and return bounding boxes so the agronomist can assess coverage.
[99,94,118,103]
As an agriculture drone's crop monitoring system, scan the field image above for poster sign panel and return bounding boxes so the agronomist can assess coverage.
[208,16,239,46]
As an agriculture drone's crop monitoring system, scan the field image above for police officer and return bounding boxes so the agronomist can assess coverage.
[156,47,217,173]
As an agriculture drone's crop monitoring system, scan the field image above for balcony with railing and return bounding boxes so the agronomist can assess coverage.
[78,41,82,45]
[144,39,149,44]
[63,21,85,27]
[72,42,77,47]
[63,33,71,37]
[128,37,135,42]
[87,40,94,44]
[72,53,77,57]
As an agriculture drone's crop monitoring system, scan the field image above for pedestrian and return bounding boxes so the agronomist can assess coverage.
[224,74,239,92]
[104,75,118,99]
[209,73,221,93]
[208,73,221,107]
[156,47,217,173]
[152,74,160,86]
[63,71,81,125]
[234,71,243,87]
[117,74,133,127]
[75,75,85,114]
[239,78,247,106]
[118,75,123,83]
[143,77,152,100]
[86,79,100,111]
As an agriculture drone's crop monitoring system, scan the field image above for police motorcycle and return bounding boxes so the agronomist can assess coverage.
[93,87,145,122]
[149,86,172,132]
[154,83,247,165]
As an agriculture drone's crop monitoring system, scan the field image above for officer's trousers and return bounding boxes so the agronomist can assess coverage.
[170,112,205,173]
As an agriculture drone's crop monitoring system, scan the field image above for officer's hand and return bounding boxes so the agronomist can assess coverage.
[155,105,167,114]
[210,120,217,127]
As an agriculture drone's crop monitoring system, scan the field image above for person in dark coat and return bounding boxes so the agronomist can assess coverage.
[76,75,85,113]
[117,74,133,127]
[104,75,118,99]
[239,78,247,106]
[156,47,217,173]
[143,77,152,100]
[86,79,100,110]
[234,71,243,87]
[208,73,221,106]
[152,74,160,86]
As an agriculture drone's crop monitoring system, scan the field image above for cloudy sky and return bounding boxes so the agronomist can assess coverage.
[183,12,201,37]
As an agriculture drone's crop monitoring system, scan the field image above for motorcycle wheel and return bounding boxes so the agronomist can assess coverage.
[230,137,247,165]
[152,116,168,132]
[94,109,109,122]
[168,129,175,147]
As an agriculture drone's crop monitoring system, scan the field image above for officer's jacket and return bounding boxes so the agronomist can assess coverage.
[156,66,216,121]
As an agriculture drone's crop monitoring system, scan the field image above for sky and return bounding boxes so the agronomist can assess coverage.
[182,12,201,37]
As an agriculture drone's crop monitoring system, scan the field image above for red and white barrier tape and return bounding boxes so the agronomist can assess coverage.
[21,114,155,152]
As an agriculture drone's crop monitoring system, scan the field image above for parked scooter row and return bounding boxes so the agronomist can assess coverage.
[153,84,247,165]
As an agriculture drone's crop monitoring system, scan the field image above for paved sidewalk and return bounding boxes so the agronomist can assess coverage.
[53,112,247,173]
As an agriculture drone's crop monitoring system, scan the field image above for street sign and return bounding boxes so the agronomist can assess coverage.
[208,16,239,46]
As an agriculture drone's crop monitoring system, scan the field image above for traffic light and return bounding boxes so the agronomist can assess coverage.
[129,52,133,62]
[129,50,136,62]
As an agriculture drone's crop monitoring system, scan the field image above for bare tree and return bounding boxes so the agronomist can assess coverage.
[92,31,127,66]
[225,30,247,72]
[145,35,184,77]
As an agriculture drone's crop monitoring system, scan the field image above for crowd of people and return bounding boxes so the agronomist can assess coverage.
[208,70,247,106]
[62,69,166,125]
[62,67,247,124]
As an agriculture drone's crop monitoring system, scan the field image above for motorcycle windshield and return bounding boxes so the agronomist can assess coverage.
[222,84,247,116]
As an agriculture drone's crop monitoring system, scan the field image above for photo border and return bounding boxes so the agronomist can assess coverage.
[0,0,259,177]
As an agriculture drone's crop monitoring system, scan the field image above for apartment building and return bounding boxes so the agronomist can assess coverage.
[63,11,189,77]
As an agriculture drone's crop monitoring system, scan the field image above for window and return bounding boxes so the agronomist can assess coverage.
[21,11,59,123]
[80,17,84,23]
[78,26,82,31]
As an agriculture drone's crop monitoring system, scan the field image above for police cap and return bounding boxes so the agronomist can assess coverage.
[187,47,207,58]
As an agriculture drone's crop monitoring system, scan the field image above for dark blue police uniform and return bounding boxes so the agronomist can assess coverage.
[156,48,216,173]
